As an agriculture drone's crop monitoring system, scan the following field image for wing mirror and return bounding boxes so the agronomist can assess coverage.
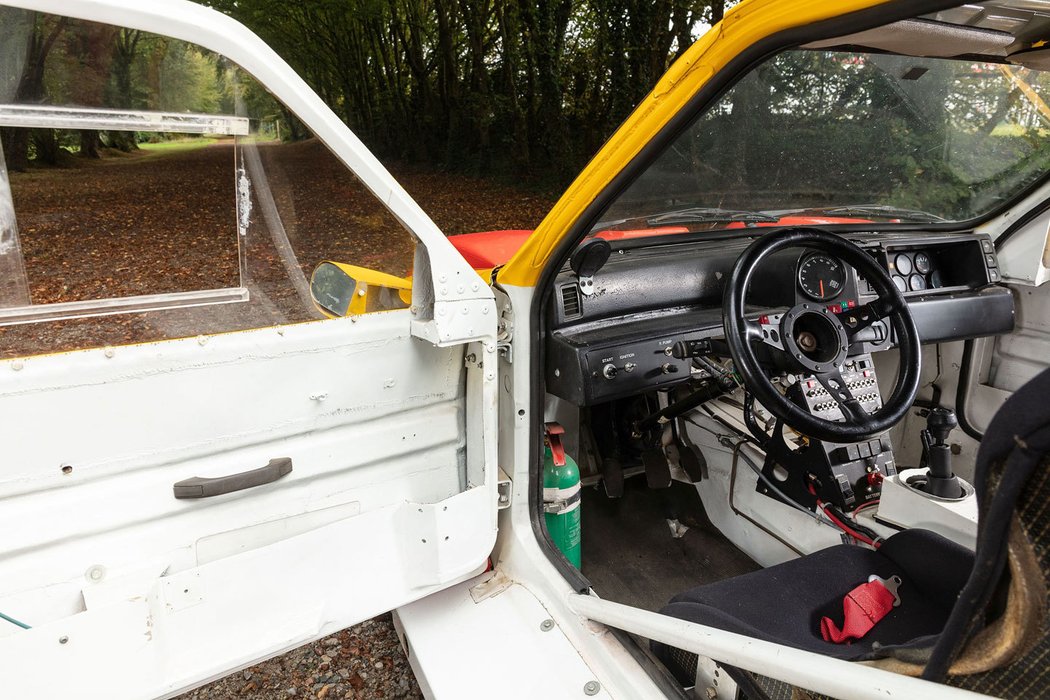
[310,261,412,317]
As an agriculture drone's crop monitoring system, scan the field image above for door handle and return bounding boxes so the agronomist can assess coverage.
[173,458,293,499]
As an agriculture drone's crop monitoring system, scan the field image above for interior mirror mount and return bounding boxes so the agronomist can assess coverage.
[569,239,612,296]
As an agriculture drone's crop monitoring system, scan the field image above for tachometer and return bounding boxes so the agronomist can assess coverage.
[914,252,932,274]
[798,253,846,301]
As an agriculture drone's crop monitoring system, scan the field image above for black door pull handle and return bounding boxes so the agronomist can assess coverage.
[173,458,292,499]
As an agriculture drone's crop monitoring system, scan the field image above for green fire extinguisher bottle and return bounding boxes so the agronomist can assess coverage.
[543,422,582,569]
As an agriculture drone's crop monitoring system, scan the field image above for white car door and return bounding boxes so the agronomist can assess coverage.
[0,1,499,697]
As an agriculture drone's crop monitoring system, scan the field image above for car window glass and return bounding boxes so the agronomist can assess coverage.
[0,7,414,358]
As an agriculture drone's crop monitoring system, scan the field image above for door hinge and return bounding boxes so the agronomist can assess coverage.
[496,302,513,362]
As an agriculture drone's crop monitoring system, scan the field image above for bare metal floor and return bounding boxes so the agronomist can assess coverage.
[580,477,760,611]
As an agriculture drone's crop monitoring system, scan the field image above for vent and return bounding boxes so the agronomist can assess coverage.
[560,284,582,319]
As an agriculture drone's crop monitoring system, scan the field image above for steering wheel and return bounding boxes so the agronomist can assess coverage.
[723,228,921,443]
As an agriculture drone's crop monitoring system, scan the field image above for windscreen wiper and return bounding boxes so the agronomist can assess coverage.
[645,207,780,227]
[791,204,945,223]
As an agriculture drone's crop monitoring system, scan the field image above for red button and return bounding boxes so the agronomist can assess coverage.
[758,315,769,325]
[828,305,840,314]
[847,300,856,309]
[863,370,872,378]
[806,380,816,389]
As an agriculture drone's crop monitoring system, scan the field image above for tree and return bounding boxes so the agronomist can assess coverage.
[0,11,67,170]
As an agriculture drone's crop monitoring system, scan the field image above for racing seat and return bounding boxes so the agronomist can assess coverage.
[653,366,1050,698]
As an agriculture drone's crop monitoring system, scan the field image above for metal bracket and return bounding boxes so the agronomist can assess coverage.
[578,274,596,296]
[497,468,512,509]
[410,298,498,347]
[695,655,738,700]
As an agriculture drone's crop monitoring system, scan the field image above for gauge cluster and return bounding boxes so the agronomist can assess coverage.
[890,250,940,292]
[796,249,942,302]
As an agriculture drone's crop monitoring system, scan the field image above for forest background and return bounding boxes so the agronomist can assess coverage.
[211,0,730,183]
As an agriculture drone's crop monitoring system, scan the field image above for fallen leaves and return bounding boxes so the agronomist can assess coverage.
[0,139,555,358]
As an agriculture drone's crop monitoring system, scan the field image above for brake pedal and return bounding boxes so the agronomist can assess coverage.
[643,448,672,489]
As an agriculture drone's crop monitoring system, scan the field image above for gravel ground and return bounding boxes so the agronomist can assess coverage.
[179,614,423,700]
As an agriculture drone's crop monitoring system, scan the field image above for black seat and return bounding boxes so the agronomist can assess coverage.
[653,367,1050,697]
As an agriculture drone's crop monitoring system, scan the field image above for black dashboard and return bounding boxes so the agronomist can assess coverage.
[545,231,1014,406]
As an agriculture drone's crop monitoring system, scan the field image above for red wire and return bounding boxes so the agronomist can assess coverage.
[824,506,881,548]
[851,499,880,515]
[807,478,880,548]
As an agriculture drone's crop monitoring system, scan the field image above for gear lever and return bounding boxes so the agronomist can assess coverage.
[917,407,965,498]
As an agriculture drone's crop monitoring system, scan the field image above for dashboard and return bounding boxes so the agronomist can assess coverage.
[545,231,1014,406]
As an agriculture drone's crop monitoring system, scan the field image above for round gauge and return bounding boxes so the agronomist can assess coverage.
[929,269,943,289]
[893,275,908,293]
[895,253,913,276]
[914,252,932,275]
[797,253,846,301]
[909,274,927,292]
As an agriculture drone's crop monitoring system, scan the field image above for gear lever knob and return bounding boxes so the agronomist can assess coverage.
[925,407,958,445]
[918,407,964,499]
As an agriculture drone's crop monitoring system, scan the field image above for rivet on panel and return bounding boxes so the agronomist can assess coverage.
[197,335,208,346]
[85,565,106,582]
[11,360,23,371]
[103,347,115,358]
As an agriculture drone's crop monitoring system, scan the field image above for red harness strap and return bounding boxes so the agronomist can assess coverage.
[820,576,900,644]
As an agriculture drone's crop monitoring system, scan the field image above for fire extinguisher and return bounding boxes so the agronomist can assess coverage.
[543,422,581,569]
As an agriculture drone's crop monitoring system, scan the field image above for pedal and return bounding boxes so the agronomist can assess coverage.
[601,456,625,498]
[643,448,672,489]
[678,443,706,483]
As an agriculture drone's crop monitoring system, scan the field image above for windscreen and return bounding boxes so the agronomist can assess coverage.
[596,50,1050,231]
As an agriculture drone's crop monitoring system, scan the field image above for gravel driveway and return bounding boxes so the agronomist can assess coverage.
[178,614,423,699]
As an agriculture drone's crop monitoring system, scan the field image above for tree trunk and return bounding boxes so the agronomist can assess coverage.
[4,15,67,169]
[79,129,102,158]
[32,129,60,165]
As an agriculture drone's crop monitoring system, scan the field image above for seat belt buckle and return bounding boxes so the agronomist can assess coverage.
[820,574,904,643]
[868,574,902,607]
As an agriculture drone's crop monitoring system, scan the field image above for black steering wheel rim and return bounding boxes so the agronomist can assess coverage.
[723,227,921,443]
